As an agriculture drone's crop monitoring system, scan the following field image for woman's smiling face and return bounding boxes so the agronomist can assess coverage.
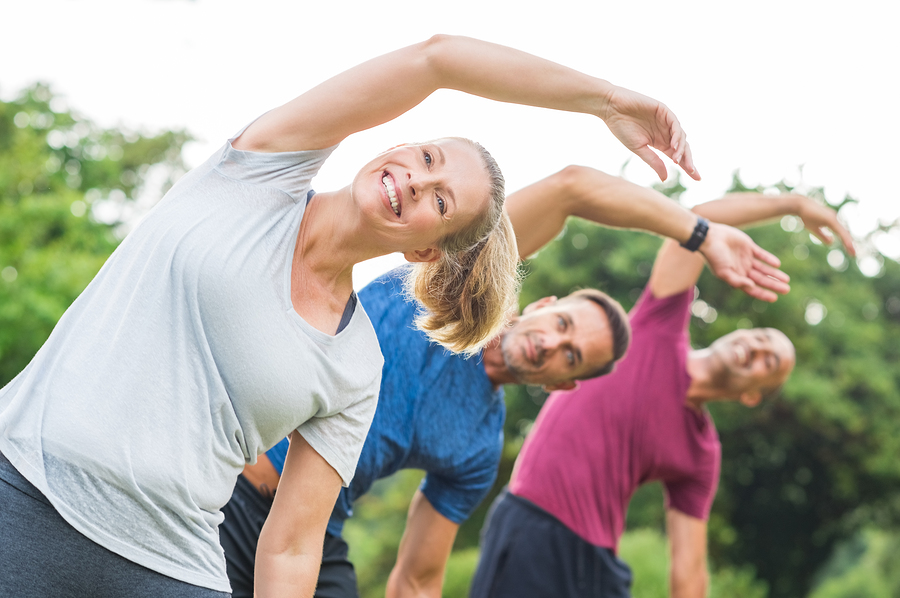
[352,138,491,261]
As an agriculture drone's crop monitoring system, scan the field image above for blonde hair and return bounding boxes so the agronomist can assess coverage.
[404,139,521,356]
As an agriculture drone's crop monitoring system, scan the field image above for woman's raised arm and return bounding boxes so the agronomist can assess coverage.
[234,35,697,181]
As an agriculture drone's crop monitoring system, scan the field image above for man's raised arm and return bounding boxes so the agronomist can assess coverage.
[649,191,855,299]
[505,166,790,302]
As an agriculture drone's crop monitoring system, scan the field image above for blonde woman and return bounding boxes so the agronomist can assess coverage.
[0,35,733,598]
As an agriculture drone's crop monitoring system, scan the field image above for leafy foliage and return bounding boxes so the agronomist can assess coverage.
[0,84,189,385]
[6,84,900,597]
[351,174,900,597]
[809,528,900,597]
[618,527,769,598]
[480,175,900,598]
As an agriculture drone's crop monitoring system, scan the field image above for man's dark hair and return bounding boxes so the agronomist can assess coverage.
[559,288,631,380]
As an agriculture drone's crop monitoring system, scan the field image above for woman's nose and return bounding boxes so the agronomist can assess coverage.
[408,172,436,202]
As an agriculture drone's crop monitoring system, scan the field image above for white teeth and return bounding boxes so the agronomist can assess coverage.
[382,175,400,216]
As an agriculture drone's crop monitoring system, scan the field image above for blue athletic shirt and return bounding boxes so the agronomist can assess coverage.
[267,266,505,536]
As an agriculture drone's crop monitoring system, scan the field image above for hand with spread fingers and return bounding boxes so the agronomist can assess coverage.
[699,222,791,302]
[602,85,700,182]
[793,194,857,256]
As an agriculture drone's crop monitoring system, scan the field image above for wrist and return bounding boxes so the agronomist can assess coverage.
[593,80,616,120]
[680,217,710,252]
[787,193,807,217]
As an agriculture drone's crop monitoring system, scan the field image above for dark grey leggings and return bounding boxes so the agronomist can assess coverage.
[0,451,230,598]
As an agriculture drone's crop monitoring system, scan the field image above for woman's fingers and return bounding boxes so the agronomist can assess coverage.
[633,145,668,182]
[678,142,700,181]
[668,115,686,165]
[658,112,701,181]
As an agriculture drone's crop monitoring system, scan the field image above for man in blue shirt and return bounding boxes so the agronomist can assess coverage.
[219,165,790,598]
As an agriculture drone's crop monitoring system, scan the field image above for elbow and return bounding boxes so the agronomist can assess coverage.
[419,34,458,65]
[690,203,715,219]
[423,33,455,47]
[554,164,613,210]
[552,164,590,198]
[555,164,590,189]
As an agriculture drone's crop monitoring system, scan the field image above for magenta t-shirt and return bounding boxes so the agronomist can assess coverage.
[510,286,721,551]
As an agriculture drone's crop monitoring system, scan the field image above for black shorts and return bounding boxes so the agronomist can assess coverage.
[469,489,633,598]
[0,450,229,598]
[220,474,358,598]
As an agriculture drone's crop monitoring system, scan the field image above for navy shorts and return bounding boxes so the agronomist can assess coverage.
[220,474,358,598]
[469,489,633,598]
[0,450,229,598]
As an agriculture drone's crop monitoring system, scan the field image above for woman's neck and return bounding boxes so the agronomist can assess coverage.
[295,187,387,285]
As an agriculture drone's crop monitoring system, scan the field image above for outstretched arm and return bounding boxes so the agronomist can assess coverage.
[649,192,855,298]
[386,491,460,598]
[506,165,788,301]
[506,165,700,259]
[235,35,697,181]
[254,432,343,597]
[691,192,856,251]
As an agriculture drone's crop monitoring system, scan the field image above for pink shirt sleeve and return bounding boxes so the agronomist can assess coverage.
[663,438,721,520]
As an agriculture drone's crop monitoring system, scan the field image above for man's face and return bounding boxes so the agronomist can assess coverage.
[707,327,796,404]
[500,297,614,390]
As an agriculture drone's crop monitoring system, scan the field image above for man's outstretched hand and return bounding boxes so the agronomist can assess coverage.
[793,194,857,256]
[699,223,791,302]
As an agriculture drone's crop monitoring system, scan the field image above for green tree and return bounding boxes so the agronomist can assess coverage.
[618,527,769,598]
[340,174,900,597]
[485,174,900,598]
[808,528,900,598]
[0,84,189,385]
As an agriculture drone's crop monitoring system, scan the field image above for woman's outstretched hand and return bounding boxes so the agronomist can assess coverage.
[699,223,791,302]
[601,86,700,183]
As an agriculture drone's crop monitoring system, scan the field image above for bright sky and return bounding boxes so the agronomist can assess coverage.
[3,0,898,286]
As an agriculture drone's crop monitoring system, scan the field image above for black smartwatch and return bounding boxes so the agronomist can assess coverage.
[680,217,709,252]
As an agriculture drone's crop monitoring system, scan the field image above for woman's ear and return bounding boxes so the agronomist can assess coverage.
[403,247,440,263]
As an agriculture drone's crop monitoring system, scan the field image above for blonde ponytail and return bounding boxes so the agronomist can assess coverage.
[403,138,520,356]
[406,212,520,356]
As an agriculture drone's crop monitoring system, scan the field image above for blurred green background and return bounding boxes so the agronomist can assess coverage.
[2,86,899,598]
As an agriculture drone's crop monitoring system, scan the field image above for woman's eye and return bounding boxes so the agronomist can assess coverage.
[437,196,446,215]
[566,351,575,366]
[558,316,566,330]
[424,151,433,167]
